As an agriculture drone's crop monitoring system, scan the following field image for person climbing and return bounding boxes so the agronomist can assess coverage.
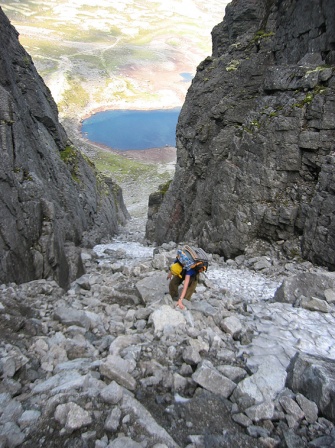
[167,263,199,310]
[167,246,209,310]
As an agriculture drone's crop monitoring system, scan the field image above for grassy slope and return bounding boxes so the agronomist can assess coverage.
[2,0,225,117]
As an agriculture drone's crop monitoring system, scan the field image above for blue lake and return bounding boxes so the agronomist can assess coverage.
[81,108,180,151]
[180,72,194,82]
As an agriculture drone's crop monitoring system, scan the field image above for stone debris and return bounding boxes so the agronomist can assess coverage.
[0,220,335,447]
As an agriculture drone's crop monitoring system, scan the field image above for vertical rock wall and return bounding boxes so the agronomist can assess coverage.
[0,8,129,288]
[146,0,335,270]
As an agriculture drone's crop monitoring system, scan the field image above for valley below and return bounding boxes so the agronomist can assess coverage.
[2,0,229,216]
[2,0,228,121]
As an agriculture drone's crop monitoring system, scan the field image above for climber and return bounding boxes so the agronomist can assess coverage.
[167,263,199,310]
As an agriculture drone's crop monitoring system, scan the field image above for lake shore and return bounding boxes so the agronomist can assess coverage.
[80,134,177,164]
[71,104,179,165]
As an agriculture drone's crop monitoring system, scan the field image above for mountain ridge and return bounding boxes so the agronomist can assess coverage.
[146,0,335,271]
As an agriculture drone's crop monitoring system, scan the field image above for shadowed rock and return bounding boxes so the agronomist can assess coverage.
[286,352,335,423]
[0,8,129,288]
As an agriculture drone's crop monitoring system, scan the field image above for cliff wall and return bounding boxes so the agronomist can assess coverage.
[146,0,335,270]
[0,8,129,288]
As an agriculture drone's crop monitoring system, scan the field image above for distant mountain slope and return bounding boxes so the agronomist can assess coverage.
[2,0,228,118]
[146,0,335,271]
[0,7,129,288]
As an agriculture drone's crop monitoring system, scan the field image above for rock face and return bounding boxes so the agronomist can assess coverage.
[286,352,335,424]
[0,8,129,288]
[146,0,335,271]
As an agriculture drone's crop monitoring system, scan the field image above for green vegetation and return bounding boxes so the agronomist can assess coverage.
[253,30,275,42]
[19,36,79,59]
[92,150,160,183]
[129,20,198,46]
[302,93,314,104]
[12,166,33,181]
[72,54,106,71]
[102,45,164,72]
[23,169,33,182]
[93,150,170,183]
[159,180,172,195]
[22,55,31,67]
[250,119,261,128]
[60,145,77,162]
[292,85,326,108]
[59,76,89,110]
[226,60,240,72]
[60,144,80,182]
[65,28,118,43]
[1,118,14,125]
[314,85,327,95]
[166,37,180,47]
[306,65,332,75]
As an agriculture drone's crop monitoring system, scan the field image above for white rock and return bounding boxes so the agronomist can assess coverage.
[135,272,169,305]
[109,334,142,356]
[150,305,187,334]
[232,358,287,405]
[104,407,121,432]
[301,296,332,313]
[120,394,179,447]
[192,360,236,398]
[152,253,168,270]
[220,315,242,337]
[324,288,335,304]
[18,410,41,429]
[54,402,92,432]
[245,401,275,422]
[100,381,124,405]
[107,436,142,448]
[100,359,136,391]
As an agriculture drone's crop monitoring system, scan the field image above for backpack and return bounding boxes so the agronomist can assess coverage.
[170,261,184,278]
[176,245,209,274]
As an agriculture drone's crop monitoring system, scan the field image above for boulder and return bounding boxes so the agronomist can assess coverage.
[286,352,335,423]
[245,401,275,422]
[300,296,333,313]
[136,272,170,305]
[220,315,243,338]
[53,307,91,330]
[274,272,335,305]
[325,289,335,304]
[120,394,179,447]
[295,393,318,424]
[192,360,236,398]
[182,346,202,365]
[231,362,287,407]
[99,359,136,392]
[150,305,187,334]
[100,382,124,405]
[54,402,92,432]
